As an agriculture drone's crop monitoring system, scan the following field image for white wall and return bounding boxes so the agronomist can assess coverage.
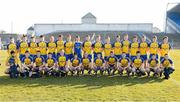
[34,23,152,35]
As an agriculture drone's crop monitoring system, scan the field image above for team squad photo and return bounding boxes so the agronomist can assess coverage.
[5,34,174,79]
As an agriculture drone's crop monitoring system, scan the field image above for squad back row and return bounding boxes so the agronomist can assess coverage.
[6,34,174,79]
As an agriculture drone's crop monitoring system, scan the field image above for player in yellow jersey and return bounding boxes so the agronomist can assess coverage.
[64,35,74,60]
[149,36,159,59]
[139,35,149,69]
[45,52,57,76]
[104,36,112,61]
[69,54,82,76]
[130,35,139,60]
[105,51,118,75]
[29,36,38,58]
[82,35,92,60]
[118,52,131,76]
[132,51,145,76]
[93,35,103,59]
[18,35,28,62]
[159,36,171,61]
[121,34,131,58]
[93,53,105,75]
[113,35,122,59]
[47,36,57,59]
[21,51,34,77]
[81,52,92,75]
[57,51,68,77]
[56,35,64,57]
[38,35,47,60]
[7,37,17,56]
[32,51,45,78]
[160,54,174,79]
[147,54,160,77]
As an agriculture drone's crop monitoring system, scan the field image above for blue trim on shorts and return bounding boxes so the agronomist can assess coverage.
[115,55,121,59]
[66,54,74,60]
[19,54,25,62]
[141,55,148,60]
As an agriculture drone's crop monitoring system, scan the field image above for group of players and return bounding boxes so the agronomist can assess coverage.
[5,34,175,79]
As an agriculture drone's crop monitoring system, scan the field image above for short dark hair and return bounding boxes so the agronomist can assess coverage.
[25,50,29,53]
[48,52,52,55]
[163,36,168,40]
[136,51,140,54]
[40,35,44,38]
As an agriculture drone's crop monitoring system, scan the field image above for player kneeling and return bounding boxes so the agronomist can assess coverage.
[160,54,175,79]
[147,54,160,77]
[45,53,57,76]
[93,53,105,75]
[21,51,34,78]
[132,51,146,76]
[32,51,45,78]
[81,52,92,75]
[56,51,68,77]
[5,51,20,78]
[118,52,131,76]
[105,51,118,75]
[69,54,82,76]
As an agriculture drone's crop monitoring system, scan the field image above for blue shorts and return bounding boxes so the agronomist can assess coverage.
[66,54,74,60]
[160,57,165,62]
[52,53,57,59]
[149,54,158,59]
[19,54,25,62]
[130,56,136,61]
[88,54,92,60]
[30,55,36,59]
[77,53,82,59]
[126,54,130,58]
[141,55,148,60]
[59,67,66,71]
[41,55,47,60]
[95,66,102,71]
[115,55,121,59]
[94,52,102,59]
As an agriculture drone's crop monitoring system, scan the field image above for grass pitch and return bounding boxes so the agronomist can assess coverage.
[0,50,180,101]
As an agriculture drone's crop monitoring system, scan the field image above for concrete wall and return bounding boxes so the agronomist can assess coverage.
[34,23,153,35]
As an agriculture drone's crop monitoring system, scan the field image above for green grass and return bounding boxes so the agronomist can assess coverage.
[0,50,180,101]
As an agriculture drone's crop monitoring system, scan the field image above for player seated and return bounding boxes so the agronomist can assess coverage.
[69,54,82,76]
[105,51,118,75]
[131,51,145,76]
[5,51,20,78]
[146,54,160,77]
[57,51,68,77]
[45,53,57,76]
[21,51,34,78]
[118,52,131,76]
[81,52,92,75]
[93,53,105,75]
[160,54,175,79]
[32,51,45,78]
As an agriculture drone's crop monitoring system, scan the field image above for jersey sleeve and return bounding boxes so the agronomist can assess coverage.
[169,59,173,64]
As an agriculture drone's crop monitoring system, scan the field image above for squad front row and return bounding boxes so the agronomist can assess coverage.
[5,50,174,79]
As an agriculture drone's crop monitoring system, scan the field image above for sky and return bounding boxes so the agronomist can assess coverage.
[0,0,179,34]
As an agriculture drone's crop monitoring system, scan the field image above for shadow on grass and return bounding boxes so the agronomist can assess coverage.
[0,75,165,90]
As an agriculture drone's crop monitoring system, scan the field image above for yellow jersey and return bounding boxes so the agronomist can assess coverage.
[139,42,148,55]
[130,42,139,56]
[56,40,64,53]
[38,41,47,55]
[148,59,158,67]
[103,43,112,57]
[119,57,130,67]
[161,59,173,67]
[159,43,171,57]
[46,58,56,67]
[94,58,104,67]
[58,56,67,67]
[34,56,44,67]
[64,41,74,55]
[82,57,91,67]
[93,42,103,53]
[7,43,17,55]
[82,41,92,54]
[149,42,159,54]
[133,57,144,68]
[121,40,130,54]
[22,57,33,65]
[47,42,57,53]
[113,41,122,55]
[19,41,28,54]
[71,58,81,67]
[29,42,38,55]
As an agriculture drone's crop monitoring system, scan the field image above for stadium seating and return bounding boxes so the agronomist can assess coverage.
[168,13,180,26]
